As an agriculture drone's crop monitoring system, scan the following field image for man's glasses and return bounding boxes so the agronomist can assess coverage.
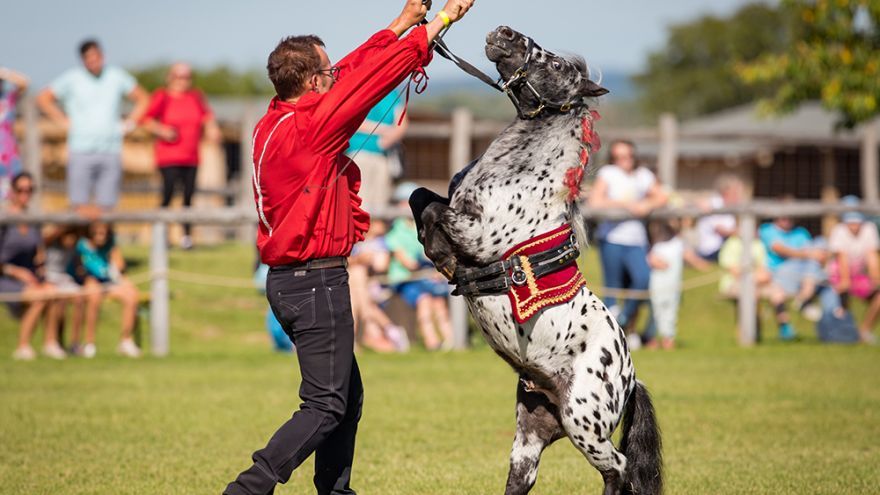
[317,66,340,83]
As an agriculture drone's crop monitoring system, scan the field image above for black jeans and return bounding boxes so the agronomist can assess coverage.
[159,165,197,235]
[225,267,363,495]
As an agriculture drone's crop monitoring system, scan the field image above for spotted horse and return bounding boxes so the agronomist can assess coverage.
[410,26,663,495]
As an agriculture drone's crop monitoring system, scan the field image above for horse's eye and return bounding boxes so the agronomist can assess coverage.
[552,60,562,70]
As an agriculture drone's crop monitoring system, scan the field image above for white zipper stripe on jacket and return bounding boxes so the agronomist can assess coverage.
[252,112,294,237]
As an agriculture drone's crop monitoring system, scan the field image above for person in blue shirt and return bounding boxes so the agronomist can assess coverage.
[759,214,843,339]
[345,89,407,212]
[37,39,149,214]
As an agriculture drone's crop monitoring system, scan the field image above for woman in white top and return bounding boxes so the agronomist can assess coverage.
[588,140,668,329]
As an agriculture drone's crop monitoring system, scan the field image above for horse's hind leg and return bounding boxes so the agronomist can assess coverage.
[505,377,565,495]
[560,349,632,495]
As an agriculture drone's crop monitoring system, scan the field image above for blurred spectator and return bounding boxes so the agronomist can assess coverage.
[44,225,88,355]
[1,172,64,360]
[385,183,453,351]
[37,39,149,214]
[646,221,684,350]
[694,175,743,261]
[350,218,408,352]
[0,67,29,201]
[759,213,843,340]
[345,90,407,212]
[589,139,668,330]
[77,222,142,358]
[828,196,880,343]
[142,62,221,250]
[719,222,791,340]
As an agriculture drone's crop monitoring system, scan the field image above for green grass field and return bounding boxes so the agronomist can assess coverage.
[1,244,879,494]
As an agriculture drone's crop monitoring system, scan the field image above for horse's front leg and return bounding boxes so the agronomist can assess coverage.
[419,201,467,280]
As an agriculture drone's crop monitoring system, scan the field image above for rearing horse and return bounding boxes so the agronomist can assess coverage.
[411,26,663,495]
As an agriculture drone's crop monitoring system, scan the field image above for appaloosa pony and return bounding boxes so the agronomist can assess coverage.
[410,26,663,495]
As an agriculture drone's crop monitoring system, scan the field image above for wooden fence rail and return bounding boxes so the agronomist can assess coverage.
[3,200,876,354]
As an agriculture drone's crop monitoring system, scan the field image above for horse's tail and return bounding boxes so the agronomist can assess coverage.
[620,380,663,495]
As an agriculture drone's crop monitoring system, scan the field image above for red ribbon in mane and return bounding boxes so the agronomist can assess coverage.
[565,110,602,202]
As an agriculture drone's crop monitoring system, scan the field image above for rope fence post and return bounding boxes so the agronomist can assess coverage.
[238,103,258,244]
[449,107,474,349]
[737,212,757,346]
[150,221,170,357]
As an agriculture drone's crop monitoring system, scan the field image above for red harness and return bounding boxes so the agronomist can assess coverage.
[502,224,586,323]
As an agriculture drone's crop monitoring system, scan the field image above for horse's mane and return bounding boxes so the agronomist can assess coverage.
[565,54,602,86]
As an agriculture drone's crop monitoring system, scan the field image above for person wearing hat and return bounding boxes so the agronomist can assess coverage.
[828,195,880,343]
[385,182,453,350]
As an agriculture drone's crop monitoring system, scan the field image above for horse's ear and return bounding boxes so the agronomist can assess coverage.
[581,79,609,97]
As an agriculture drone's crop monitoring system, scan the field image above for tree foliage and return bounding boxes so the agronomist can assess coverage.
[633,3,795,119]
[738,0,880,128]
[129,64,273,96]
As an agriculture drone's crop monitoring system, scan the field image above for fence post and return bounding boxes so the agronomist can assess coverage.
[238,103,258,244]
[22,95,43,210]
[657,113,678,189]
[737,212,757,346]
[449,107,473,349]
[150,222,170,357]
[861,120,879,204]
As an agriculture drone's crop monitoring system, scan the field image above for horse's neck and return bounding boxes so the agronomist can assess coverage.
[456,111,587,250]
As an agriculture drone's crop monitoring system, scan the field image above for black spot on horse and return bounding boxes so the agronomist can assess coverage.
[600,348,613,367]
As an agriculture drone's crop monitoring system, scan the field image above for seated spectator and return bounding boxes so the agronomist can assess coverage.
[719,224,790,340]
[77,222,142,358]
[828,196,880,343]
[385,183,453,351]
[1,173,64,360]
[350,219,408,352]
[694,175,743,261]
[44,225,88,355]
[646,221,684,350]
[759,213,843,340]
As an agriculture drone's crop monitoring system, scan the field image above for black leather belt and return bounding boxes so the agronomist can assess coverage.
[452,234,580,297]
[272,257,348,272]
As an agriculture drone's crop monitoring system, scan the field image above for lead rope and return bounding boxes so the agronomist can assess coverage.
[305,24,451,194]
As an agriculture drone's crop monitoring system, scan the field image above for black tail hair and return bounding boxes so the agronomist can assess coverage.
[619,380,663,495]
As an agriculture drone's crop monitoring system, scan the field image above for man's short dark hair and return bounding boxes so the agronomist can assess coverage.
[79,39,101,57]
[267,35,325,100]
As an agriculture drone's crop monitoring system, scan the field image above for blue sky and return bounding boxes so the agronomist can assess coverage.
[3,0,768,88]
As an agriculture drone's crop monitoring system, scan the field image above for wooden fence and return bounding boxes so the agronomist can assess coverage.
[3,200,877,355]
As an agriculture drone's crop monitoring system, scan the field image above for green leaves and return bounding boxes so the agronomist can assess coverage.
[739,0,880,128]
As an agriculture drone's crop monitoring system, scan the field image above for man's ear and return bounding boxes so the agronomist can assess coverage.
[582,79,609,97]
[309,74,319,93]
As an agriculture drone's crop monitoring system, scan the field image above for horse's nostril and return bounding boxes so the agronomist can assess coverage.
[499,26,514,39]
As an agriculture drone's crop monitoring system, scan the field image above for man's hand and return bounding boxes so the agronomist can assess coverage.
[440,0,475,23]
[389,0,430,36]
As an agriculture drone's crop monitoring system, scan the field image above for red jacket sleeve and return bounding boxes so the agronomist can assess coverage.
[335,29,398,78]
[305,26,433,155]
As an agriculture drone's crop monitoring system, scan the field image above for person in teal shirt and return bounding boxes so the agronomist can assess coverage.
[37,39,149,212]
[345,90,407,212]
[385,183,453,350]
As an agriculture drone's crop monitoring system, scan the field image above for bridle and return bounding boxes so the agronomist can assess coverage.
[433,35,588,120]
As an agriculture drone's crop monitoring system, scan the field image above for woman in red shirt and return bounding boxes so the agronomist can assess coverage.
[142,63,221,249]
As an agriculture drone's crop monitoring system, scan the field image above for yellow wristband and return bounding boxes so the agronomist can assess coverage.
[437,10,451,27]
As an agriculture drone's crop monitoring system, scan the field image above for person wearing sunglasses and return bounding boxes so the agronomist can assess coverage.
[226,1,476,494]
[1,172,65,360]
[142,62,221,250]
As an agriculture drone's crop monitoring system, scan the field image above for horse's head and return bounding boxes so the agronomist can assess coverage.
[486,26,608,118]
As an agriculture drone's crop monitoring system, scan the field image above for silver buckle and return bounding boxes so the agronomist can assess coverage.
[511,267,528,286]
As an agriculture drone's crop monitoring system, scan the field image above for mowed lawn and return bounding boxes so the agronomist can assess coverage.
[1,243,879,494]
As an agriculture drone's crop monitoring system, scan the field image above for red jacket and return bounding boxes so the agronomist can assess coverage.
[253,26,432,266]
[144,89,212,167]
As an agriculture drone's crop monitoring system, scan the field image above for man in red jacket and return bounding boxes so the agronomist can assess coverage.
[225,1,475,494]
